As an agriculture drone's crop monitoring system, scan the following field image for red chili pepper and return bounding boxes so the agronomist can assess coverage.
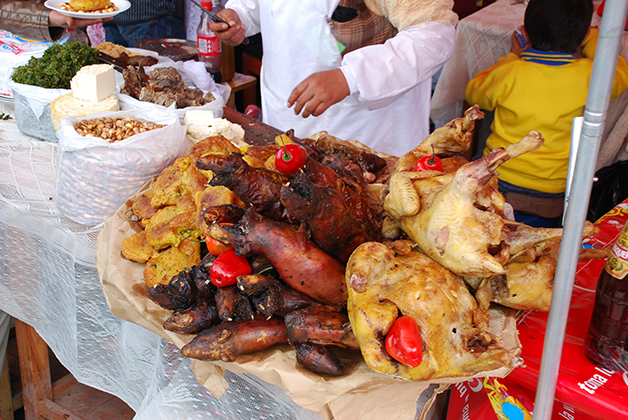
[275,143,308,175]
[205,236,232,256]
[385,316,423,367]
[414,154,443,172]
[205,223,234,256]
[414,145,443,172]
[210,249,252,287]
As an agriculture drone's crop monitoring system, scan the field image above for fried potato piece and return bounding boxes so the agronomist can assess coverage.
[187,135,242,161]
[121,230,156,263]
[132,189,159,228]
[151,156,208,208]
[69,0,112,11]
[143,239,201,288]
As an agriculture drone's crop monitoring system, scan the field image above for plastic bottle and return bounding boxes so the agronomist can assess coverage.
[583,221,628,370]
[211,0,235,83]
[197,0,222,83]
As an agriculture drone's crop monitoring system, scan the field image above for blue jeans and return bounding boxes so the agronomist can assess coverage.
[103,15,186,48]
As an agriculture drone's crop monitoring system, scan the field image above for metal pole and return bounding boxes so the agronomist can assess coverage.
[532,1,628,419]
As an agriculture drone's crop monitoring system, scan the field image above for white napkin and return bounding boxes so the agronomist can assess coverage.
[183,60,216,91]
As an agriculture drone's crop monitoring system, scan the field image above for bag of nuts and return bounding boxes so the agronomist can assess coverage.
[54,108,190,225]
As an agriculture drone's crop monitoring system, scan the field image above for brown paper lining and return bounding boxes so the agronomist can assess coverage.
[96,180,521,420]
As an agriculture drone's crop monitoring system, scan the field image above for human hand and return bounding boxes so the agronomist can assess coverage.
[209,9,247,46]
[510,27,529,56]
[49,10,112,30]
[287,69,350,118]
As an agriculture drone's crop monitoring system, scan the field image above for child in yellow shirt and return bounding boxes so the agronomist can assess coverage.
[465,0,628,227]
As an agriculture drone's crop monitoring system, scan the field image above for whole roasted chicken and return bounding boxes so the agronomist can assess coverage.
[346,241,523,381]
[384,132,545,278]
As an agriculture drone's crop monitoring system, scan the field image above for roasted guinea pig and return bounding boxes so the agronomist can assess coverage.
[208,209,347,305]
[196,153,292,222]
[280,171,380,263]
[346,241,523,381]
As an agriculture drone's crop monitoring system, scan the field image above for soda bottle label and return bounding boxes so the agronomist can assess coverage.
[605,241,628,280]
[197,36,221,57]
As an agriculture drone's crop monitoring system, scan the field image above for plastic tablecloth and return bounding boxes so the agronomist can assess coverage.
[0,102,442,419]
[431,0,628,169]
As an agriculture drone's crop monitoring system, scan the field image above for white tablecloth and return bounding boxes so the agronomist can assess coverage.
[0,100,441,420]
[431,0,628,169]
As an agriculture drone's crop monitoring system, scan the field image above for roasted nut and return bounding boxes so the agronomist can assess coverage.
[73,117,165,143]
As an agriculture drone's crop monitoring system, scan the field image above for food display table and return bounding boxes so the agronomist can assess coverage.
[0,103,325,420]
[505,199,628,419]
[0,102,445,420]
[431,0,628,169]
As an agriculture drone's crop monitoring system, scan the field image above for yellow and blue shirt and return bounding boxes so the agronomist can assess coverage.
[465,28,628,193]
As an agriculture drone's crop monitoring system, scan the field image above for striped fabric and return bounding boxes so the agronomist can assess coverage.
[112,0,184,25]
[330,0,397,56]
[520,48,576,66]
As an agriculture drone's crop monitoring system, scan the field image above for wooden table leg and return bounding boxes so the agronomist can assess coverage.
[14,319,82,420]
[15,319,52,419]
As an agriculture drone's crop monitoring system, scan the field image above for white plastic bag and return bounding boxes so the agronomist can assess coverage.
[8,80,71,142]
[54,108,191,225]
[116,59,230,121]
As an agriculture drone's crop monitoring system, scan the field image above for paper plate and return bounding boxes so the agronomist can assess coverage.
[45,0,130,19]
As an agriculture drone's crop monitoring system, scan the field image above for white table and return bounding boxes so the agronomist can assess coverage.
[431,0,628,170]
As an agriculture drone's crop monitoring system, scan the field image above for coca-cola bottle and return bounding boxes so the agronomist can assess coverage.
[197,0,222,83]
[583,221,628,370]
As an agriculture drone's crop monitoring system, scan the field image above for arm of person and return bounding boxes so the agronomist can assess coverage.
[0,0,109,41]
[210,0,261,45]
[287,21,456,118]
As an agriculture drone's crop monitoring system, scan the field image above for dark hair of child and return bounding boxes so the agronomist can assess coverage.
[524,0,594,53]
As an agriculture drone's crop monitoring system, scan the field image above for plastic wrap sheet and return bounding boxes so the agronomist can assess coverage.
[0,115,447,420]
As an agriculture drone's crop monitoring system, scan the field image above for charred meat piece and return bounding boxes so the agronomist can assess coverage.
[163,297,220,334]
[121,65,149,98]
[236,274,319,319]
[181,317,288,362]
[284,305,359,350]
[280,172,377,263]
[147,252,217,310]
[292,342,345,376]
[215,285,254,322]
[209,209,347,305]
[236,274,284,319]
[197,153,291,222]
[148,270,197,311]
[201,204,246,227]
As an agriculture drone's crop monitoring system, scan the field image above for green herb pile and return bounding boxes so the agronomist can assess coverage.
[11,41,100,89]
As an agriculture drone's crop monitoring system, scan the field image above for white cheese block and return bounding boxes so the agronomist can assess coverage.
[70,64,116,103]
[50,93,120,131]
[184,109,247,147]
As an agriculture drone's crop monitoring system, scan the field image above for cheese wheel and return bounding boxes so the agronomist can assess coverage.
[50,93,120,131]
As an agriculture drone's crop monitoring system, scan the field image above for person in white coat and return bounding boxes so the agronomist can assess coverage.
[211,0,457,157]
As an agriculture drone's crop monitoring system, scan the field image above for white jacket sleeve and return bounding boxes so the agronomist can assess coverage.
[224,0,262,36]
[340,21,455,111]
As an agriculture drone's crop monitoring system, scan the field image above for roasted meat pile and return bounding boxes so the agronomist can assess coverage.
[121,132,390,376]
[122,66,215,108]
